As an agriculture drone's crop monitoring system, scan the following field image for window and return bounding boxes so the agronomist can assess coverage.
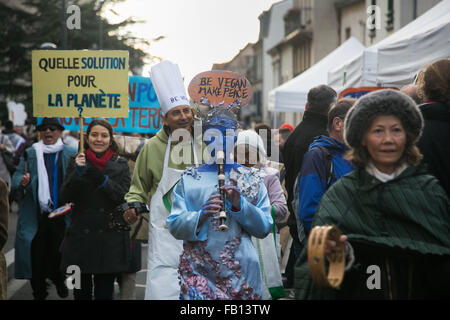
[345,27,351,40]
[255,53,262,82]
[253,91,262,117]
[272,59,281,87]
[284,8,300,35]
[369,0,377,39]
[386,0,394,30]
[293,40,311,76]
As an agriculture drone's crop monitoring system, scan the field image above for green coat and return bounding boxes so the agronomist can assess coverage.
[124,126,205,241]
[295,165,450,299]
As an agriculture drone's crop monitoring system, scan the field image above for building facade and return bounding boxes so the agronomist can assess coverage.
[212,43,260,124]
[268,0,341,126]
[212,0,444,128]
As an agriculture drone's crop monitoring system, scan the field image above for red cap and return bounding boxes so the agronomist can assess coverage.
[279,123,294,131]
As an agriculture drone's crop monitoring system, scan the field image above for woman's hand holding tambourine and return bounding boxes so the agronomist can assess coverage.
[307,225,347,289]
[324,234,348,255]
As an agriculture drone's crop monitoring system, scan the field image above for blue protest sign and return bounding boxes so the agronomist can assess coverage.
[37,75,163,134]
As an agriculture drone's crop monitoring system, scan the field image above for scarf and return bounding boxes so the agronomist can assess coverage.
[86,148,114,170]
[33,138,64,212]
[365,161,408,183]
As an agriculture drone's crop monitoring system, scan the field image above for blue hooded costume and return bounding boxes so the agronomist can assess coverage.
[166,109,273,300]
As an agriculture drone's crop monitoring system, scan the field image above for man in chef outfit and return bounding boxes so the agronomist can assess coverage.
[123,60,203,299]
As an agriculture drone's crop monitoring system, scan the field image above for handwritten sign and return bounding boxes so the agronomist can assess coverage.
[188,70,252,107]
[32,50,129,118]
[37,76,162,134]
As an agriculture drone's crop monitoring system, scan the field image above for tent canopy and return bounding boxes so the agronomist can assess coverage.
[377,12,450,86]
[268,37,364,113]
[328,0,450,91]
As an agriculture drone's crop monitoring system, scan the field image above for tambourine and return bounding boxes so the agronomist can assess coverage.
[307,225,345,289]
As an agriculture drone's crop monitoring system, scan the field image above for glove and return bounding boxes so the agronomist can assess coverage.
[84,165,106,186]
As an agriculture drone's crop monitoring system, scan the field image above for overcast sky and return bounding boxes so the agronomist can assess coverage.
[107,0,283,87]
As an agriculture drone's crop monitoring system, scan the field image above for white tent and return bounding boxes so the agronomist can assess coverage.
[376,12,450,86]
[328,0,450,92]
[268,37,365,113]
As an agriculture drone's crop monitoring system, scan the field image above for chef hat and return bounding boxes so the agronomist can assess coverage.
[149,60,189,114]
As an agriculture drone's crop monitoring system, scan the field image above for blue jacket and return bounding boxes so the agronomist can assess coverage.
[11,145,76,279]
[297,136,354,234]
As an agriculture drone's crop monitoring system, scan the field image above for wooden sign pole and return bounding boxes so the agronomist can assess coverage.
[79,117,84,153]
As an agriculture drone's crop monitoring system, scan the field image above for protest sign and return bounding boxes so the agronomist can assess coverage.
[32,50,129,118]
[188,70,252,107]
[37,75,162,134]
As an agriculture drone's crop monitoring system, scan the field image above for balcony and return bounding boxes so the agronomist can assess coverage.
[284,7,313,36]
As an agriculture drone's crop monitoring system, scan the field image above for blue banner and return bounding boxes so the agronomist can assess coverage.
[37,75,163,134]
[339,86,398,99]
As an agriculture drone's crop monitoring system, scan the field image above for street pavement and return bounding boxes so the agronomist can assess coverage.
[5,202,148,300]
[5,202,293,300]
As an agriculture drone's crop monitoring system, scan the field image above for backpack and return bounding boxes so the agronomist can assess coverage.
[291,145,335,243]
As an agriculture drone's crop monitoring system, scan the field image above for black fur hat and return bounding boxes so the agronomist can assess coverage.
[344,89,424,148]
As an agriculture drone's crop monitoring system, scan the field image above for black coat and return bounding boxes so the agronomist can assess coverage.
[282,111,328,238]
[59,155,131,274]
[417,102,450,197]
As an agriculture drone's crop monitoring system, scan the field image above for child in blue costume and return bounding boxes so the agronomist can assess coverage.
[166,108,273,300]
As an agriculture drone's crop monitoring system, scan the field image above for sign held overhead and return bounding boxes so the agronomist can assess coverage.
[32,50,129,118]
[188,70,252,107]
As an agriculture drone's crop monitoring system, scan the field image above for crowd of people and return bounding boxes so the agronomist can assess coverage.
[0,58,449,300]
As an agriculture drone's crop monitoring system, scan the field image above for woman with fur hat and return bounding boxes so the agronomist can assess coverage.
[295,89,450,299]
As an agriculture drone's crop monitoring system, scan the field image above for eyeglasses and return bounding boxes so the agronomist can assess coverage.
[40,126,58,132]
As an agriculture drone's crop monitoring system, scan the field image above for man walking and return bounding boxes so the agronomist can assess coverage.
[123,60,203,300]
[282,85,337,289]
[295,98,355,238]
[12,118,76,300]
